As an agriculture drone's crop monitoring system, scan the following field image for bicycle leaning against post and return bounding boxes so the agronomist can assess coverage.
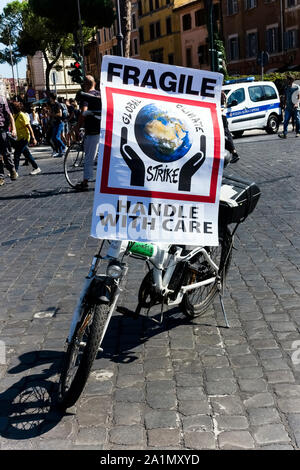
[57,151,261,410]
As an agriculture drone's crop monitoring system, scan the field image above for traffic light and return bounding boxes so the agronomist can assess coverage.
[214,50,224,73]
[68,49,84,84]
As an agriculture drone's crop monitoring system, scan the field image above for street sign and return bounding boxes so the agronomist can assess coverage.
[257,51,269,67]
[51,71,58,86]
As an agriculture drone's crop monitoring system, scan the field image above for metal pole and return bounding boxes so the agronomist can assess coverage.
[116,0,124,57]
[77,0,86,77]
[261,51,264,81]
[206,0,215,72]
[7,27,17,99]
[15,60,21,98]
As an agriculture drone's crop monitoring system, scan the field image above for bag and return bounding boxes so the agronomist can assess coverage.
[60,103,69,121]
[219,173,261,225]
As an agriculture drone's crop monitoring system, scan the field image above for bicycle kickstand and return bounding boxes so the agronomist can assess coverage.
[217,277,230,329]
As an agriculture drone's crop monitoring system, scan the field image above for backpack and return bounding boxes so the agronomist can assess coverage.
[60,103,69,121]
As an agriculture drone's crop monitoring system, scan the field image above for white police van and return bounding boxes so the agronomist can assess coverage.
[222,77,281,137]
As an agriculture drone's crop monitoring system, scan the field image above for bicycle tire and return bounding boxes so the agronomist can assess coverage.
[181,229,233,318]
[58,302,110,409]
[64,142,85,188]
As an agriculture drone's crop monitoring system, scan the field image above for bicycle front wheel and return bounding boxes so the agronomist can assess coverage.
[58,302,110,409]
[64,142,85,188]
[181,229,233,318]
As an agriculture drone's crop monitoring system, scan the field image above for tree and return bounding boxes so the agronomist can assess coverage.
[124,0,132,58]
[29,0,115,45]
[0,1,75,92]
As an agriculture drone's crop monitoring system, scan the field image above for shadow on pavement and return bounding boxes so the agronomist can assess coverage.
[0,305,220,441]
[0,351,65,440]
[0,188,73,201]
[98,305,221,365]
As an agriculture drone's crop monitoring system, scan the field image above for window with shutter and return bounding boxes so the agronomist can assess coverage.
[182,14,192,30]
[247,32,258,57]
[228,0,238,15]
[150,23,155,40]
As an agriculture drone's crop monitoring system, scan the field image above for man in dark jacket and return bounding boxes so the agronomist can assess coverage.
[75,75,101,190]
[0,94,18,185]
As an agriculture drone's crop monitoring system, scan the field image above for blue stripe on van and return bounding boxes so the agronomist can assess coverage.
[226,102,281,119]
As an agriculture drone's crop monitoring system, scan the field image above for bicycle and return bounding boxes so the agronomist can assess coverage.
[57,165,261,409]
[63,91,101,189]
[63,132,85,189]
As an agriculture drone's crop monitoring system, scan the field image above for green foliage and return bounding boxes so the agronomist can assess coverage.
[29,0,115,34]
[214,37,227,76]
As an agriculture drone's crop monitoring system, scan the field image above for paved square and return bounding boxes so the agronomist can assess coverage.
[0,134,299,449]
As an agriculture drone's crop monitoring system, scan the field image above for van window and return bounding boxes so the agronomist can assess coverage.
[227,88,245,106]
[249,86,264,102]
[263,85,277,100]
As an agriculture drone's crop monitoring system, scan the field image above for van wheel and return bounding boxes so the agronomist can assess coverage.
[232,131,244,138]
[266,114,279,134]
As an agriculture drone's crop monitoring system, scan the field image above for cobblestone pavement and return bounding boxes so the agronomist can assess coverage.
[0,135,300,450]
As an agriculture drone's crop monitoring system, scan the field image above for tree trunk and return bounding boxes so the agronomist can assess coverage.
[43,47,62,93]
[124,0,132,58]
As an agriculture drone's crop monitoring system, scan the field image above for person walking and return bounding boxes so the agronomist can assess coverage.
[29,105,43,145]
[0,94,18,186]
[74,75,101,191]
[49,93,66,157]
[11,101,41,175]
[278,75,300,138]
[221,91,239,163]
[66,99,80,146]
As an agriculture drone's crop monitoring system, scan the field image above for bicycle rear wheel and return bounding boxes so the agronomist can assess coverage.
[64,142,85,188]
[181,229,233,318]
[58,302,110,409]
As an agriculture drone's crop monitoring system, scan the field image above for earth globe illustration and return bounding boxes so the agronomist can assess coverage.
[134,104,192,163]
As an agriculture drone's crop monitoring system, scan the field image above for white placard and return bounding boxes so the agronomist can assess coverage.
[91,56,224,246]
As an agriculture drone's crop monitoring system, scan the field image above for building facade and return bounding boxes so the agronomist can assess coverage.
[26,51,81,100]
[85,0,140,83]
[174,0,221,70]
[222,0,300,75]
[138,0,182,65]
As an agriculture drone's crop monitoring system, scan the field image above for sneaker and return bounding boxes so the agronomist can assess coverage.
[296,134,300,138]
[0,177,5,186]
[231,154,240,164]
[10,169,18,180]
[52,152,59,157]
[278,133,287,139]
[30,167,41,175]
[74,181,89,191]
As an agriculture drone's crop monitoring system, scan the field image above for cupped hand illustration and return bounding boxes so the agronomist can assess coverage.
[120,127,145,187]
[178,134,206,192]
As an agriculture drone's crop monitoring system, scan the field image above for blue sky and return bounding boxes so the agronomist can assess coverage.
[0,0,27,78]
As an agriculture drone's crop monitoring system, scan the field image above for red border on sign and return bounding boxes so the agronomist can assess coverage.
[100,87,221,203]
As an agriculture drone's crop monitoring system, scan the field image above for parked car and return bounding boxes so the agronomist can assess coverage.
[222,77,282,137]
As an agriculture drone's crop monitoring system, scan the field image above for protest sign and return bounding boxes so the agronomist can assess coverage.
[91,56,224,245]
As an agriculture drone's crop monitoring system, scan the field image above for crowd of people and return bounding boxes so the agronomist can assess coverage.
[0,73,299,189]
[0,89,83,187]
[0,74,101,190]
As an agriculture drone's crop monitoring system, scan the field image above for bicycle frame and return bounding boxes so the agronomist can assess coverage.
[67,240,220,343]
